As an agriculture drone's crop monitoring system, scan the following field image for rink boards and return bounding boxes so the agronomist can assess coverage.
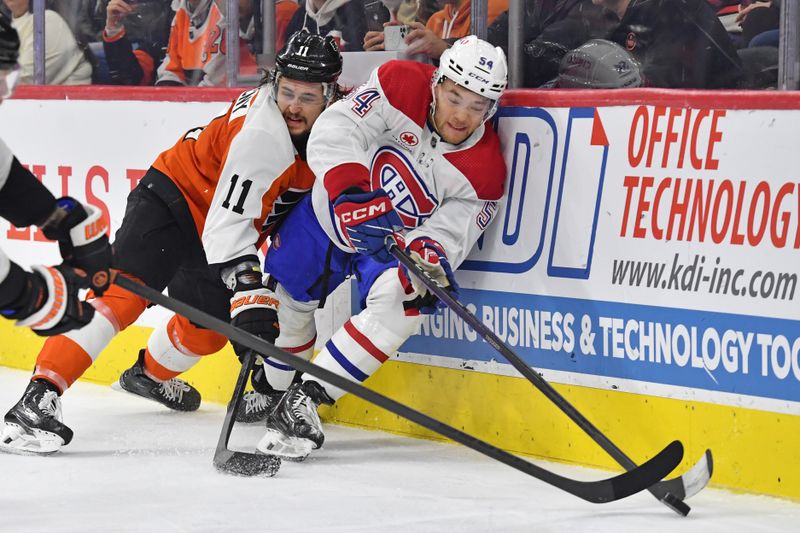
[0,86,799,500]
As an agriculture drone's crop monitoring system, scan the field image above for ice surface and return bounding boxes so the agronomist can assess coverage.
[1,368,798,532]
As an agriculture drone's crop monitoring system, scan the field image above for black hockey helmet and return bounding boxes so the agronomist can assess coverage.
[0,15,20,71]
[276,30,343,84]
[557,39,643,89]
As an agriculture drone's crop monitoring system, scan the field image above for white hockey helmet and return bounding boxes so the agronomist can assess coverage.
[433,35,508,119]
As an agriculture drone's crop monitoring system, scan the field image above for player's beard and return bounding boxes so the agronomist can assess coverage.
[283,111,309,136]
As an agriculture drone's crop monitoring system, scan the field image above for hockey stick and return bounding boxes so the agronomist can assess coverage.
[212,349,282,477]
[391,246,713,516]
[113,274,683,504]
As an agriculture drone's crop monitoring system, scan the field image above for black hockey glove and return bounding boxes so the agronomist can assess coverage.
[0,261,94,336]
[227,263,280,362]
[41,197,112,296]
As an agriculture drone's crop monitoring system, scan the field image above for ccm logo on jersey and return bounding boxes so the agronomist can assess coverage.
[370,147,438,228]
[339,203,388,223]
[351,88,381,117]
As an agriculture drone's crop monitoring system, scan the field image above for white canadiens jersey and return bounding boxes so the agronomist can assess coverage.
[308,60,507,268]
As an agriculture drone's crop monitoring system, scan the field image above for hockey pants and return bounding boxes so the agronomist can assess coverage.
[32,170,230,393]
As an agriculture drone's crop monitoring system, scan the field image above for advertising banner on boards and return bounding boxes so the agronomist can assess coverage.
[402,100,800,414]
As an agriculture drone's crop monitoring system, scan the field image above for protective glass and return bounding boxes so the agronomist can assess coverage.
[0,65,20,99]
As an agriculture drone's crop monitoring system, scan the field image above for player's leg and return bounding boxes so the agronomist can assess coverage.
[256,195,354,456]
[261,258,423,459]
[233,281,318,423]
[1,171,188,454]
[301,260,423,400]
[118,264,230,412]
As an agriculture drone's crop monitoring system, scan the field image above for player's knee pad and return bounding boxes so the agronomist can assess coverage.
[310,271,423,401]
[265,283,318,391]
[144,314,223,380]
[169,314,228,355]
[363,268,424,340]
[89,274,149,332]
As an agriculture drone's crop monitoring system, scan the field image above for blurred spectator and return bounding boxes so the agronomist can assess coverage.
[51,0,103,44]
[425,0,507,39]
[101,0,172,85]
[488,0,612,87]
[555,38,642,87]
[3,0,93,84]
[737,0,780,48]
[156,0,257,86]
[274,0,300,50]
[593,0,743,88]
[363,0,506,58]
[283,0,371,51]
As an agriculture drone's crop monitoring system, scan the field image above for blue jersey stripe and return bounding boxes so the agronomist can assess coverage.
[326,339,369,382]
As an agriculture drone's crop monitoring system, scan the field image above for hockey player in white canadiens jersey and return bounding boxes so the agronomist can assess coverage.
[256,36,508,459]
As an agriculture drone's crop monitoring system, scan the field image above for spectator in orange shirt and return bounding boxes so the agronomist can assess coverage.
[274,0,299,50]
[156,0,252,86]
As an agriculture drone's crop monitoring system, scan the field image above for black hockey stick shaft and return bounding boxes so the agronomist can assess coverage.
[391,246,693,515]
[212,349,281,476]
[113,274,682,504]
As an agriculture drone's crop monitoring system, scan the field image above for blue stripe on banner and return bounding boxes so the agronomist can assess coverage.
[263,356,295,372]
[399,288,800,404]
[326,339,369,382]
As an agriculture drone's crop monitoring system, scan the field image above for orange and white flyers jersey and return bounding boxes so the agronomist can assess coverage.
[156,0,226,87]
[152,86,316,269]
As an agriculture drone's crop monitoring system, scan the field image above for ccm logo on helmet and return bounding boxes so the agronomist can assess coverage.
[339,203,387,223]
[468,72,490,84]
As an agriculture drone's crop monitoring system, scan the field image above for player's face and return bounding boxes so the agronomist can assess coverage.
[432,79,492,145]
[276,77,327,136]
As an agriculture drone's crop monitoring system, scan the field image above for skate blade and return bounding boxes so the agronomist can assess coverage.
[256,428,313,461]
[0,422,63,456]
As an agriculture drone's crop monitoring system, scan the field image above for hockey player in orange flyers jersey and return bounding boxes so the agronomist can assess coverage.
[0,31,344,456]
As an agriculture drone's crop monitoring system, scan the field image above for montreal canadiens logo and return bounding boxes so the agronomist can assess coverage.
[399,132,418,147]
[370,146,438,228]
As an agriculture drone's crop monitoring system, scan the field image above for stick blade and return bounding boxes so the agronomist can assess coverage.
[681,449,714,499]
[597,440,685,503]
[648,448,714,516]
[214,449,281,477]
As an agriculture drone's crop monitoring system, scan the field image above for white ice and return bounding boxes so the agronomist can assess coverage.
[1,367,798,533]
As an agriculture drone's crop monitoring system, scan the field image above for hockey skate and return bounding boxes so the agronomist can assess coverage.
[0,380,73,455]
[116,350,201,411]
[235,364,281,423]
[257,380,334,461]
[235,391,281,423]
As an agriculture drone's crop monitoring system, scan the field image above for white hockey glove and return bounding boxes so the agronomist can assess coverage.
[41,197,112,296]
[0,260,94,336]
[226,262,280,362]
[397,237,459,315]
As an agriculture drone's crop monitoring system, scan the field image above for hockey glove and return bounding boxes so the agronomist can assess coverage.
[333,189,403,264]
[227,263,280,362]
[41,197,112,296]
[0,262,94,336]
[398,237,459,315]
